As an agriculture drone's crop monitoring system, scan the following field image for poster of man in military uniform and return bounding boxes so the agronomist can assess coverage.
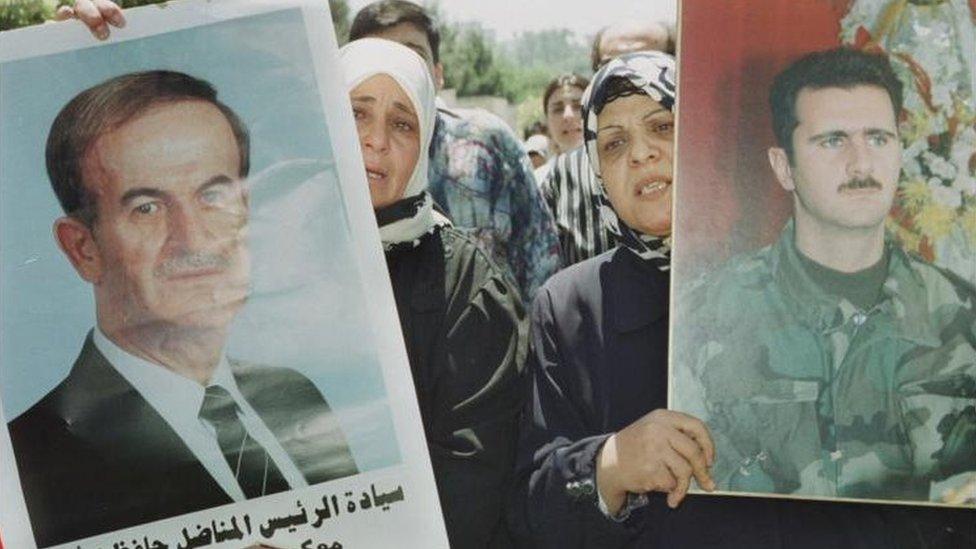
[670,0,975,507]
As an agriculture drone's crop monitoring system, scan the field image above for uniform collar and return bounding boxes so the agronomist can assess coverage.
[769,220,940,347]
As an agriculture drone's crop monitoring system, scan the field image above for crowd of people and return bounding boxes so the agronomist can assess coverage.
[12,0,975,547]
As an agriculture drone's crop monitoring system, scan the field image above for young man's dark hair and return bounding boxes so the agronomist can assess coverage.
[46,70,250,225]
[542,73,590,114]
[769,47,903,161]
[348,0,440,63]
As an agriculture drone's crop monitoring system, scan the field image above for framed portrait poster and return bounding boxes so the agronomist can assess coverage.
[0,1,449,547]
[669,0,975,508]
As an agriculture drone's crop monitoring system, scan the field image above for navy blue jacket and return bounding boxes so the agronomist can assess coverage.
[510,247,973,548]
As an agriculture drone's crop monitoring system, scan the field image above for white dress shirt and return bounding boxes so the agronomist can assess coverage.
[93,327,309,501]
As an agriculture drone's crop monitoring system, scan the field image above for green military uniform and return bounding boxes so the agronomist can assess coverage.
[674,221,976,502]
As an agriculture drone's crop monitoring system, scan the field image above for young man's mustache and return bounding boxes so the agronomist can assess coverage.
[838,177,882,192]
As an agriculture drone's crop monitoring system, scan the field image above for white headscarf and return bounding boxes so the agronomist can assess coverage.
[339,38,450,250]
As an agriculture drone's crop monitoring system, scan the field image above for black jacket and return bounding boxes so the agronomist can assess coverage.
[386,227,527,548]
[511,247,973,548]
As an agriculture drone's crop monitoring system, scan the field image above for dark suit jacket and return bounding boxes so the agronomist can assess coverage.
[8,334,357,548]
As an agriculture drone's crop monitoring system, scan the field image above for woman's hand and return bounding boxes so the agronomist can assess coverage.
[52,0,125,40]
[596,409,716,513]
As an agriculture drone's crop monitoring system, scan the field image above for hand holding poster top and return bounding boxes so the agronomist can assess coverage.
[51,0,127,40]
[670,0,975,508]
[0,1,448,547]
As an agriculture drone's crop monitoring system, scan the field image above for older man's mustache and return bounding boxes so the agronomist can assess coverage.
[838,177,883,192]
[154,252,230,278]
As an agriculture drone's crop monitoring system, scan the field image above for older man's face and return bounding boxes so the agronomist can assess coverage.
[75,100,249,332]
[597,22,670,68]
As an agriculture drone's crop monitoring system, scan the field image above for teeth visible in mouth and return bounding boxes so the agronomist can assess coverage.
[367,170,384,180]
[639,181,668,195]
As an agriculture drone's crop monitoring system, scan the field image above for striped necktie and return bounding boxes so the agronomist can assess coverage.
[198,384,289,499]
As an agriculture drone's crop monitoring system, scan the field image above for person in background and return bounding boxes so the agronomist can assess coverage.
[349,0,561,302]
[544,73,589,157]
[540,20,674,267]
[589,20,672,71]
[511,49,974,549]
[535,73,589,184]
[524,133,551,170]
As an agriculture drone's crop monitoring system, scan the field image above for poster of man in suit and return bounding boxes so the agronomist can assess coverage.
[0,1,447,547]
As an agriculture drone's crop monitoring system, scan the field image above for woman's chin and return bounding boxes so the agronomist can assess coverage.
[628,198,672,236]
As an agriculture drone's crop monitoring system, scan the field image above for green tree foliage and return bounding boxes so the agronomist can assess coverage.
[497,30,590,131]
[442,23,512,100]
[0,0,53,31]
[429,1,589,106]
[428,2,508,99]
[502,28,590,76]
[436,16,551,103]
[330,0,349,45]
[497,63,553,103]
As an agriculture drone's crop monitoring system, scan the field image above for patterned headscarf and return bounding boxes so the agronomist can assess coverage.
[340,38,450,251]
[581,51,676,271]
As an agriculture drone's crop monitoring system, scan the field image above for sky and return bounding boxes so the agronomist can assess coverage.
[346,0,678,41]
